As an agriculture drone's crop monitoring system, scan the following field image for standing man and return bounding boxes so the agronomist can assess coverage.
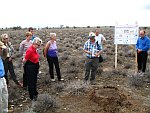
[83,32,102,84]
[136,30,150,76]
[0,41,8,113]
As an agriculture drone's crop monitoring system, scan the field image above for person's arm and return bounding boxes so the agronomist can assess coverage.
[135,38,139,50]
[83,42,92,55]
[19,41,24,56]
[102,36,106,41]
[9,42,15,60]
[83,49,92,54]
[44,42,50,57]
[142,38,150,51]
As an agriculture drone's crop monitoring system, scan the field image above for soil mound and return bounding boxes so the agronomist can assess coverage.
[90,86,132,113]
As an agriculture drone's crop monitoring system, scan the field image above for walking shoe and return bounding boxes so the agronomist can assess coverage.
[58,78,64,81]
[140,72,145,77]
[51,79,55,82]
[39,71,42,74]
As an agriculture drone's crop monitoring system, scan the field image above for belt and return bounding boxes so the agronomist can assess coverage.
[87,57,95,59]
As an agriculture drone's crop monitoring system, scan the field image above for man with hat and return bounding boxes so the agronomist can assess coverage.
[83,32,102,84]
[0,41,8,113]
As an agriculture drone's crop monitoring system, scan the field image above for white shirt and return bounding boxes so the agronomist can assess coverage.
[95,34,106,45]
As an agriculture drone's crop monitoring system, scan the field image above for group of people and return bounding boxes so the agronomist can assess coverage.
[0,27,63,112]
[83,29,150,85]
[0,28,149,112]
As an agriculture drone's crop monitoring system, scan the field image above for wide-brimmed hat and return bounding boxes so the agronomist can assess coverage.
[0,41,6,49]
[88,32,96,38]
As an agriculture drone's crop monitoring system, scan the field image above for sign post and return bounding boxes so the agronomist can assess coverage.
[114,22,139,70]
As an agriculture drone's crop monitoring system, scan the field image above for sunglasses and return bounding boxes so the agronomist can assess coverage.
[4,38,8,40]
[36,43,41,47]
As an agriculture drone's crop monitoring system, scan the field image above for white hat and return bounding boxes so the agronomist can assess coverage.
[0,41,6,49]
[88,32,96,38]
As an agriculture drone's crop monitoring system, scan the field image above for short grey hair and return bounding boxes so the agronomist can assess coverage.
[50,33,56,38]
[32,37,42,45]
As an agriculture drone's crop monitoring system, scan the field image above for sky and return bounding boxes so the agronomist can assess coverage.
[0,0,150,28]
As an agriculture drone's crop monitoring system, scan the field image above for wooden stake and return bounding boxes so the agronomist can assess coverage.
[115,44,118,69]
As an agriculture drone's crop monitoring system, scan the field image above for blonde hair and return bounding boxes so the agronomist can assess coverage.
[25,32,32,37]
[33,37,42,46]
[1,34,9,42]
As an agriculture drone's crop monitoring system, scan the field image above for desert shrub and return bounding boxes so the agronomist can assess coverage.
[129,75,144,87]
[69,58,77,66]
[55,83,65,93]
[67,66,79,73]
[59,54,69,61]
[57,47,67,53]
[97,67,103,76]
[64,43,70,47]
[75,37,83,42]
[111,69,127,77]
[9,88,18,100]
[66,81,90,95]
[32,94,58,113]
[21,107,35,113]
[74,42,83,49]
[124,63,132,69]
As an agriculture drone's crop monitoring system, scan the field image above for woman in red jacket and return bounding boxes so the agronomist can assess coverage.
[22,37,42,101]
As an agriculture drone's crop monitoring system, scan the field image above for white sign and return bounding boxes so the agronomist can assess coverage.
[114,23,139,44]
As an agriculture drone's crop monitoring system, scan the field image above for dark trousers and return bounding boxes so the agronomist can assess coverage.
[85,57,99,81]
[25,61,39,100]
[47,56,61,80]
[137,51,148,72]
[3,58,19,85]
[23,65,28,88]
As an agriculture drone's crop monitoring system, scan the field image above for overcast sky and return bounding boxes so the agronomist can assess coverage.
[0,0,150,28]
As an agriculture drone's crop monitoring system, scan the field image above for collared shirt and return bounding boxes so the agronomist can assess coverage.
[31,35,36,41]
[25,45,39,63]
[136,35,150,52]
[83,39,102,58]
[19,39,32,58]
[0,57,5,78]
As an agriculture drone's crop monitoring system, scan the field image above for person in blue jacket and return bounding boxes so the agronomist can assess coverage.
[0,41,8,113]
[136,30,150,76]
